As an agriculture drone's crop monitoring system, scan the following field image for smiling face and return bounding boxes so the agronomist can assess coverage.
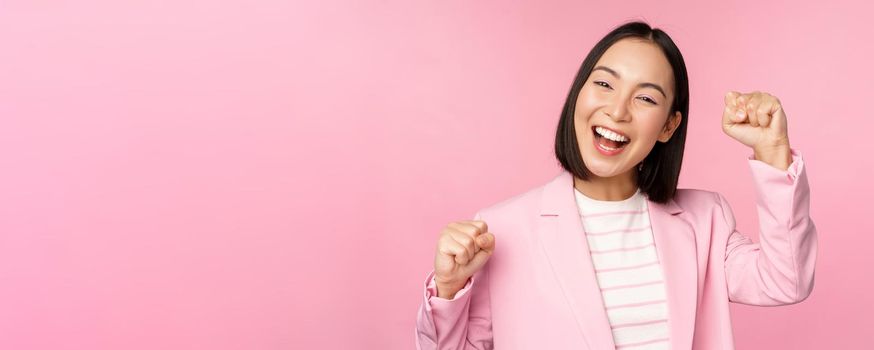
[574,37,683,180]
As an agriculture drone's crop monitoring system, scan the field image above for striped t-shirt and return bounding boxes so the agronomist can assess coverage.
[574,187,670,350]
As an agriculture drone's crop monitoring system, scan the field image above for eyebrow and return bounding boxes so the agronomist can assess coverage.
[592,65,667,98]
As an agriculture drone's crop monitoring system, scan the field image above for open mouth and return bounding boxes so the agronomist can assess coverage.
[592,126,630,152]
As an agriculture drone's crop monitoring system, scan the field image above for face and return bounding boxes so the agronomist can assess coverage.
[574,37,682,180]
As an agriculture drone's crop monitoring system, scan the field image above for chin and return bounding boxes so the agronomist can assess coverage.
[582,154,637,179]
[581,157,626,178]
[588,167,625,178]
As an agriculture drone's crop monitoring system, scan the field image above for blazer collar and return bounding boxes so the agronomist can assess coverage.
[535,170,698,350]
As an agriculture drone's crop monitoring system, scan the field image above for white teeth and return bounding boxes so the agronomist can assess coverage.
[598,143,619,151]
[595,126,629,142]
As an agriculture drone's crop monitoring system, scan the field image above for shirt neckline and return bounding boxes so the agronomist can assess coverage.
[574,187,643,207]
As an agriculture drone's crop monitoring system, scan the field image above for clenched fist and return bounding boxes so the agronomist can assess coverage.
[722,91,793,170]
[433,220,495,299]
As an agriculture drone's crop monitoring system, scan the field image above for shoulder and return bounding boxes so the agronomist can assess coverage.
[673,187,721,205]
[475,180,547,222]
[470,174,557,240]
[472,173,732,219]
[671,187,731,217]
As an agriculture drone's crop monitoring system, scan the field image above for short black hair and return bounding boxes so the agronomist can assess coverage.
[554,21,689,204]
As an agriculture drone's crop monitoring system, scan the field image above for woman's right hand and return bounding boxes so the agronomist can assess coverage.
[433,220,495,299]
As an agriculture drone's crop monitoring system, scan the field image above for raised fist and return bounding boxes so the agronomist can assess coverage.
[433,220,495,299]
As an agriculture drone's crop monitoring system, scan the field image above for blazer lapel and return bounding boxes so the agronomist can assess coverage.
[536,170,616,349]
[536,170,698,350]
[648,189,698,350]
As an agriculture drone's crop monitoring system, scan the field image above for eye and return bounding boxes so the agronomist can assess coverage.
[593,81,612,89]
[638,96,657,105]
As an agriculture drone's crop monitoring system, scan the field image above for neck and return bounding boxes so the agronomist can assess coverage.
[573,169,639,201]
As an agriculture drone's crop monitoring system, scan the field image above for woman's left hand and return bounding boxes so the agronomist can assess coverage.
[722,91,792,170]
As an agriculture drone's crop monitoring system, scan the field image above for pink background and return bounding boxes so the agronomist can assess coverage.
[0,0,870,349]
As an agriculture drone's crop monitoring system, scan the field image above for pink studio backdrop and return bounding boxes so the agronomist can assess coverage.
[0,0,870,349]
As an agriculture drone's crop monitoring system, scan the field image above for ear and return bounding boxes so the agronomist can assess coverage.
[657,111,682,143]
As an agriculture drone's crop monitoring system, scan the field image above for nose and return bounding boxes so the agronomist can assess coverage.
[605,100,630,122]
[604,95,631,122]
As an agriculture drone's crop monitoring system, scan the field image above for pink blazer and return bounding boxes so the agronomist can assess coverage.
[415,149,817,350]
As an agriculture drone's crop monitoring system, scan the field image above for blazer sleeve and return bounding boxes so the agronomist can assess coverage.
[720,148,818,306]
[415,212,494,350]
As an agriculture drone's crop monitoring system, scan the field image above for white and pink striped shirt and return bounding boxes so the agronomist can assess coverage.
[574,187,670,350]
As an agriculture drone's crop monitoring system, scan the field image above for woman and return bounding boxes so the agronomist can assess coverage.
[415,21,817,350]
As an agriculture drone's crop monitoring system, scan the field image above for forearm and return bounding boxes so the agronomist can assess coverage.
[725,148,818,305]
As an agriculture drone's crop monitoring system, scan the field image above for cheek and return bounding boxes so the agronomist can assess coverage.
[634,113,669,142]
[574,87,601,115]
[573,91,595,136]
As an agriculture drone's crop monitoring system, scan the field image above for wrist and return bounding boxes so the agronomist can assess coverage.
[753,142,792,171]
[435,278,468,299]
